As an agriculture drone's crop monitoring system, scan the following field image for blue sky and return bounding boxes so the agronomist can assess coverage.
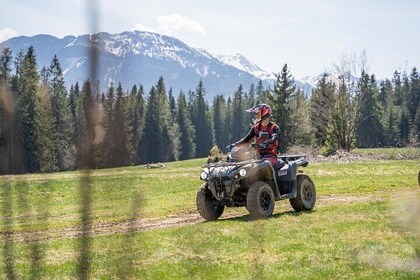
[1,0,419,79]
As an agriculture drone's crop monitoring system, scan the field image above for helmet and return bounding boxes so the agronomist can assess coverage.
[246,104,271,124]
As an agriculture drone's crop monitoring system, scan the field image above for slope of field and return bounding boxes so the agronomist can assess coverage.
[0,156,419,278]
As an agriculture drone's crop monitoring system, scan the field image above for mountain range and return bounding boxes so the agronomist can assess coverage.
[0,30,314,99]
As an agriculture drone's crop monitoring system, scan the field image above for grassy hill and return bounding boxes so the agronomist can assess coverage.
[1,156,419,278]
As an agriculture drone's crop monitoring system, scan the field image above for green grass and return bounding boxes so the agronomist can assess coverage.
[1,154,419,278]
[353,147,420,159]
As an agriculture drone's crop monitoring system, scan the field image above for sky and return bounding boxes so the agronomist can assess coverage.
[1,0,419,79]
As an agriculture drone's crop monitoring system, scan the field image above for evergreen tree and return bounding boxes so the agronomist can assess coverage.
[168,87,176,121]
[355,72,383,147]
[37,67,56,172]
[18,46,40,172]
[288,89,312,145]
[143,86,160,163]
[408,68,420,123]
[310,73,335,146]
[0,48,13,150]
[102,82,115,167]
[248,83,256,107]
[111,83,130,166]
[69,82,80,149]
[267,64,296,153]
[177,91,196,159]
[413,105,420,143]
[393,71,403,106]
[231,84,246,141]
[325,77,357,152]
[398,103,412,146]
[212,95,226,148]
[224,97,233,147]
[191,80,214,157]
[0,47,23,174]
[74,81,89,167]
[156,77,180,162]
[0,48,13,83]
[383,105,398,147]
[126,85,145,164]
[49,55,74,170]
[11,50,25,93]
[256,79,267,103]
[244,84,256,126]
[378,79,393,109]
[78,78,104,169]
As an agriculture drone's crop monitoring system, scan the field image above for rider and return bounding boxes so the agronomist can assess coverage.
[226,104,279,165]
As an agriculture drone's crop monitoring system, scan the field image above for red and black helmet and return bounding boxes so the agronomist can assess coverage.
[246,104,271,124]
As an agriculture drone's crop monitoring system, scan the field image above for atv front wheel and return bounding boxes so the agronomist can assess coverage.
[196,184,224,221]
[290,174,316,212]
[246,181,275,219]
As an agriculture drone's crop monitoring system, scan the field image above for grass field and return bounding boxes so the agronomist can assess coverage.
[1,154,419,279]
[353,147,420,159]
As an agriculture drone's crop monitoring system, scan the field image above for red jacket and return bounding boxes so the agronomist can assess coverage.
[235,122,279,156]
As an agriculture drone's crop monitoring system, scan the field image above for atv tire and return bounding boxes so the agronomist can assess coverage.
[290,174,316,212]
[196,184,224,221]
[418,169,420,186]
[246,181,275,219]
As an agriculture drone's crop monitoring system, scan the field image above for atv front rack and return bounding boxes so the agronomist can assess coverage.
[202,159,262,169]
[202,155,309,169]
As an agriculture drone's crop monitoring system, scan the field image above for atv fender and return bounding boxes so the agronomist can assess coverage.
[246,160,281,198]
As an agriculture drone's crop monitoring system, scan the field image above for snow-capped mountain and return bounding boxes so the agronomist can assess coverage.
[0,30,313,99]
[218,53,314,95]
[300,73,360,90]
[217,53,275,80]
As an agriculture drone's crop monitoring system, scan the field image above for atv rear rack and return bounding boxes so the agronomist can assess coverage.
[278,154,308,162]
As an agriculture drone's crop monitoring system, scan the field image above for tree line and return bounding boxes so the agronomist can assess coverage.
[0,46,419,174]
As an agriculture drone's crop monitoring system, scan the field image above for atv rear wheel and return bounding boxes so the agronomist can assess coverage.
[196,184,224,221]
[246,181,275,219]
[290,174,316,212]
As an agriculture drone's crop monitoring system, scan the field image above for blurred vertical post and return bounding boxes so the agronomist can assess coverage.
[1,78,22,279]
[1,181,16,280]
[77,0,99,279]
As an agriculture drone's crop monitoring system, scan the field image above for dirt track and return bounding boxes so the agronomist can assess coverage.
[1,191,418,243]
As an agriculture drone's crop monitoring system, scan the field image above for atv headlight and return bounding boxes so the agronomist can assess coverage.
[239,169,247,177]
[200,171,208,180]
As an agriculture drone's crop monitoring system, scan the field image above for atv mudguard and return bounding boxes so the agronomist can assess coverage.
[245,160,282,199]
[276,157,308,198]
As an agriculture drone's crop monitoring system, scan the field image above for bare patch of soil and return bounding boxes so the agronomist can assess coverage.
[1,190,418,243]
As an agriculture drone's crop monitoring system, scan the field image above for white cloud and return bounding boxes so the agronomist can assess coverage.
[0,28,18,43]
[134,14,206,37]
[157,14,206,36]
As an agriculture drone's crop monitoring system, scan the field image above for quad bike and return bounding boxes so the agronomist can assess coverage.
[196,144,316,220]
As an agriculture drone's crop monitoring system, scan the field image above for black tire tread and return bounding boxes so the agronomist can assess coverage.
[196,184,224,221]
[290,174,316,212]
[418,169,420,186]
[246,181,275,219]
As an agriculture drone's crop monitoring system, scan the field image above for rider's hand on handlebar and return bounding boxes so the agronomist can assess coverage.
[258,142,268,150]
[226,144,235,152]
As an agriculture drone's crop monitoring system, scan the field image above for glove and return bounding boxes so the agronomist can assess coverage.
[258,142,268,150]
[226,144,235,152]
